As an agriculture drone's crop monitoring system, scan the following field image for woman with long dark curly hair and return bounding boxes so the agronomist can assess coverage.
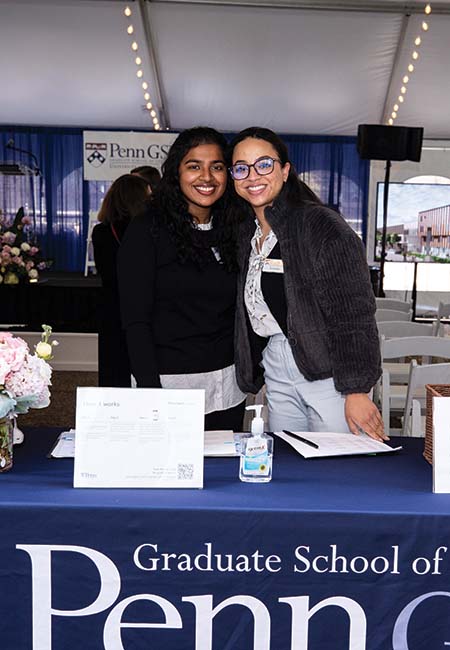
[118,127,246,430]
[228,126,386,440]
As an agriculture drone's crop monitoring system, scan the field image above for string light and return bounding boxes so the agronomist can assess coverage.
[386,3,432,126]
[123,6,161,130]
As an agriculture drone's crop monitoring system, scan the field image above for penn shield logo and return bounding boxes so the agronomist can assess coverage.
[85,142,107,167]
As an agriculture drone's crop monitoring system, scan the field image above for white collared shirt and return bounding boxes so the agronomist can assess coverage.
[244,222,283,338]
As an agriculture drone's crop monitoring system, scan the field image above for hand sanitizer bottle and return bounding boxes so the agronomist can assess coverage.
[239,405,273,483]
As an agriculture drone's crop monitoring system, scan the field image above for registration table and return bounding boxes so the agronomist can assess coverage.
[2,429,450,649]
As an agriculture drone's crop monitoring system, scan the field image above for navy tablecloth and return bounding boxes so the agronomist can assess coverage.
[2,429,450,650]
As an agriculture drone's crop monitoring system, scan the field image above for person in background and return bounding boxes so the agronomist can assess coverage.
[131,165,161,193]
[228,126,386,440]
[118,127,246,431]
[92,174,151,387]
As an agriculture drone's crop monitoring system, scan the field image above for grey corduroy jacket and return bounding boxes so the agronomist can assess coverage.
[234,193,381,396]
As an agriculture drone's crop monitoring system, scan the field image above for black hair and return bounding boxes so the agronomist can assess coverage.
[227,126,322,222]
[150,126,236,270]
[131,165,161,192]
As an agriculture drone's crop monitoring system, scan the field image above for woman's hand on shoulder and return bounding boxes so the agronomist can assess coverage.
[344,393,389,442]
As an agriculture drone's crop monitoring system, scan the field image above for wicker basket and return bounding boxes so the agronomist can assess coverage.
[424,384,450,464]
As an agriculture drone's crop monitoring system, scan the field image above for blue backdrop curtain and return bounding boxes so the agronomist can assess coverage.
[0,126,369,272]
[281,134,369,240]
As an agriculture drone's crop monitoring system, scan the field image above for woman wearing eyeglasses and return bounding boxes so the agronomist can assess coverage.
[118,127,246,431]
[228,127,386,441]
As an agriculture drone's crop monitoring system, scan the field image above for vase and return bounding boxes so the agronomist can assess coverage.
[0,417,13,472]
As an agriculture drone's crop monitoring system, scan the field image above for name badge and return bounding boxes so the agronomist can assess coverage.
[262,258,284,273]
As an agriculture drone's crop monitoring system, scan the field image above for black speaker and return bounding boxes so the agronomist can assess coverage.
[357,124,423,162]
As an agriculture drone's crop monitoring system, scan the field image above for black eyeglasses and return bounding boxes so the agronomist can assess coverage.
[229,156,282,181]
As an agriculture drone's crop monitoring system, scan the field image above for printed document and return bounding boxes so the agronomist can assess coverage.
[74,387,205,488]
[274,431,401,459]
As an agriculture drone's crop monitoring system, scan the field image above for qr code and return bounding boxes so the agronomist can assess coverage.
[177,463,194,480]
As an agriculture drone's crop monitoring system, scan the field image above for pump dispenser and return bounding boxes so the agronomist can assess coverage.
[239,405,273,483]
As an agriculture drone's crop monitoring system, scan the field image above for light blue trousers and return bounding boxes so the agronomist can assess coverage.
[262,333,351,433]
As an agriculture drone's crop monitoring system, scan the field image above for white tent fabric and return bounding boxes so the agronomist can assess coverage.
[1,0,449,137]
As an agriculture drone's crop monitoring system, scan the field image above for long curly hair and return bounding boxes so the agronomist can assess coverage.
[227,126,322,224]
[151,127,237,270]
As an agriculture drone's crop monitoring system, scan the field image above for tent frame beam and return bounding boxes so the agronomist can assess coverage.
[150,0,450,14]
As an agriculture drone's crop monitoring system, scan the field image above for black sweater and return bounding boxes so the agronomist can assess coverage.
[235,191,381,395]
[117,211,238,387]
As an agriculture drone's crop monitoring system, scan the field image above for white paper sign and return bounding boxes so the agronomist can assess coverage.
[432,396,450,493]
[83,131,178,181]
[74,387,204,488]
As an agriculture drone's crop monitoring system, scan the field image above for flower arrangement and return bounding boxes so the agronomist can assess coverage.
[0,325,58,418]
[0,325,58,470]
[0,207,52,285]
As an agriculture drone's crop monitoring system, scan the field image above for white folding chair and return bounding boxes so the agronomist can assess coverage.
[375,298,412,313]
[379,336,450,435]
[432,301,450,336]
[377,321,435,338]
[375,309,412,322]
[402,360,450,436]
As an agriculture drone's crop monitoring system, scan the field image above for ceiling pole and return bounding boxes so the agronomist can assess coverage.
[137,0,170,129]
[380,12,410,124]
[152,0,450,15]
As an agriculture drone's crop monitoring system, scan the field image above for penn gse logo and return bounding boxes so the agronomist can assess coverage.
[86,142,107,167]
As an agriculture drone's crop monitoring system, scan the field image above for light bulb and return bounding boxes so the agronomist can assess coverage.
[408,63,414,72]
[154,124,160,131]
[422,21,429,31]
[135,56,142,65]
[388,118,394,125]
[398,95,404,103]
[144,92,150,100]
[394,104,399,111]
[403,75,409,83]
[152,117,158,124]
[392,111,397,118]
[131,42,138,51]
[124,6,131,17]
[136,70,143,78]
[150,110,156,117]
[146,102,153,109]
[415,36,422,46]
[412,51,419,60]
[401,86,407,94]
[142,82,148,90]
[127,25,134,35]
[425,4,431,14]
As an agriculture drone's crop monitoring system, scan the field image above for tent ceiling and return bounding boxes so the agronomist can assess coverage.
[1,0,448,138]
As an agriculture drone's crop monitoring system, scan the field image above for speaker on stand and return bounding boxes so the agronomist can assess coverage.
[357,124,423,300]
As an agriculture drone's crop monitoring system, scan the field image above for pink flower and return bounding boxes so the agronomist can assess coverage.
[4,354,52,408]
[29,246,39,256]
[0,333,28,384]
[21,216,32,225]
[26,260,35,271]
[2,245,11,254]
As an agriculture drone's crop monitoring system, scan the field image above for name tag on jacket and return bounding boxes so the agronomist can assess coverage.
[262,258,284,273]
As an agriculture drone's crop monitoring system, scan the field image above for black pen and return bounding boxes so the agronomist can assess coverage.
[282,430,319,450]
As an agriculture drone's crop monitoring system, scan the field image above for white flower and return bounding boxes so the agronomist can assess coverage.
[28,269,38,279]
[35,341,52,360]
[21,242,31,252]
[10,246,20,256]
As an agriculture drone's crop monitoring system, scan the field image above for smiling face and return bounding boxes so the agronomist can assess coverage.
[232,137,290,219]
[178,143,227,222]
